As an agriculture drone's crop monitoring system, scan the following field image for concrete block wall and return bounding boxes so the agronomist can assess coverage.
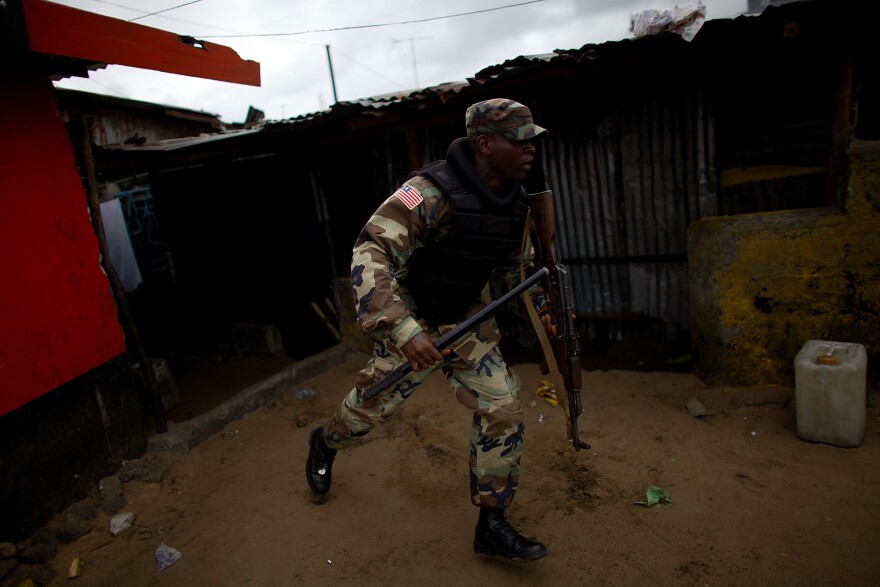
[688,140,880,386]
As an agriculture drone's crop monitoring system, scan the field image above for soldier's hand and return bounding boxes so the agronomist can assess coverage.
[401,331,450,372]
[540,311,576,338]
[541,313,557,338]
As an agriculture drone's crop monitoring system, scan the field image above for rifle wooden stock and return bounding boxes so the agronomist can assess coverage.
[528,190,590,451]
[362,267,550,400]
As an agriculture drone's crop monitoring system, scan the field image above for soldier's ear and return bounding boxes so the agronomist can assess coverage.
[474,134,493,155]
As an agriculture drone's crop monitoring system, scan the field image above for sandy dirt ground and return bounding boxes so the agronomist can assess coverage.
[43,351,880,586]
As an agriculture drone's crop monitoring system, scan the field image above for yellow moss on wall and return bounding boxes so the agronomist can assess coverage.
[689,141,880,386]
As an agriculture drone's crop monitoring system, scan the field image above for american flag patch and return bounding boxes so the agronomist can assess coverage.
[393,184,423,210]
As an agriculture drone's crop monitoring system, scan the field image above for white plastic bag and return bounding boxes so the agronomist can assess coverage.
[633,2,706,42]
[109,512,135,536]
[155,543,182,571]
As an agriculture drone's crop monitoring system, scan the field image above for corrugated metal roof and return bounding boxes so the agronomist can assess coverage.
[56,88,223,120]
[99,128,261,151]
[268,80,471,126]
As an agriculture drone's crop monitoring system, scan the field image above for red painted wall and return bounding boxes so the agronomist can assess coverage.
[0,71,126,416]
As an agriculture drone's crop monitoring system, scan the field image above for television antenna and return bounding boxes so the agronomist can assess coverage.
[392,36,432,89]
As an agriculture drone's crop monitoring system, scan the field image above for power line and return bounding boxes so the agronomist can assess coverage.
[90,78,129,98]
[128,0,205,23]
[201,0,547,38]
[83,0,323,46]
[90,0,242,34]
[331,46,407,88]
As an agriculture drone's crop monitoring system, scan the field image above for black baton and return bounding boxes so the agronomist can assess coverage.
[362,267,549,399]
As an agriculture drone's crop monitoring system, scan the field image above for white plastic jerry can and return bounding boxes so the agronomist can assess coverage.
[794,340,868,447]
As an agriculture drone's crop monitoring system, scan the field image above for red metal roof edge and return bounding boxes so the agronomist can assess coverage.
[22,0,260,86]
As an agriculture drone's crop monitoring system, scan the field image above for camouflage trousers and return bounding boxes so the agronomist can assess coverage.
[323,341,525,510]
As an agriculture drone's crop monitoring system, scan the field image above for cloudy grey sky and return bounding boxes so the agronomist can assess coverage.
[52,0,747,123]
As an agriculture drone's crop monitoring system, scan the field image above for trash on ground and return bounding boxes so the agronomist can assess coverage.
[110,512,135,536]
[68,556,83,578]
[687,397,713,418]
[296,388,317,399]
[635,485,672,508]
[155,543,182,571]
[663,353,692,365]
[535,380,560,407]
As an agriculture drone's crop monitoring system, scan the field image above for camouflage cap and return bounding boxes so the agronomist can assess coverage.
[466,98,548,141]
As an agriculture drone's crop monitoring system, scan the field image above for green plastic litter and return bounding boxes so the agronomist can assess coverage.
[635,485,672,508]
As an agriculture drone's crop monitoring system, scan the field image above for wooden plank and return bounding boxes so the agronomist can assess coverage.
[720,165,825,188]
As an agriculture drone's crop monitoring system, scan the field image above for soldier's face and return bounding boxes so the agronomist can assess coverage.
[487,134,537,182]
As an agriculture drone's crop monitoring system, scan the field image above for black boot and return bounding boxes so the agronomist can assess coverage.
[306,427,336,495]
[474,508,547,561]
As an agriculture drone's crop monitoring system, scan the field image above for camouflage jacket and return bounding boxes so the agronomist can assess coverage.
[350,173,547,364]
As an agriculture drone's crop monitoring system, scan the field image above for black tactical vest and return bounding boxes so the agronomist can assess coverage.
[403,159,528,325]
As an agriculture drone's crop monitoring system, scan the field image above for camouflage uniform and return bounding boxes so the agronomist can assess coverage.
[323,169,547,510]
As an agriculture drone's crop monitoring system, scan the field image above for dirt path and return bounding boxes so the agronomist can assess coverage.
[45,353,880,586]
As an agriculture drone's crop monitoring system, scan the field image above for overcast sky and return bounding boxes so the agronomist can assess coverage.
[51,0,747,123]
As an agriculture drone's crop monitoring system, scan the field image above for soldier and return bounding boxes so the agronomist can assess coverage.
[306,98,555,562]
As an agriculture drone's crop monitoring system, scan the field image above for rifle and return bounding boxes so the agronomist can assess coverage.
[362,266,550,400]
[528,190,590,451]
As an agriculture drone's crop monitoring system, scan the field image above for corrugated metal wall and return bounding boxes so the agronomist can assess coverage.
[546,76,716,336]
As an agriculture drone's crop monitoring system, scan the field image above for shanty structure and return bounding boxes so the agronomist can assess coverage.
[88,0,876,384]
[0,0,258,540]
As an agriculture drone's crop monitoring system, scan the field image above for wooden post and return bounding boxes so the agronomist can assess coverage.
[405,128,422,172]
[826,49,854,205]
[78,117,168,434]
